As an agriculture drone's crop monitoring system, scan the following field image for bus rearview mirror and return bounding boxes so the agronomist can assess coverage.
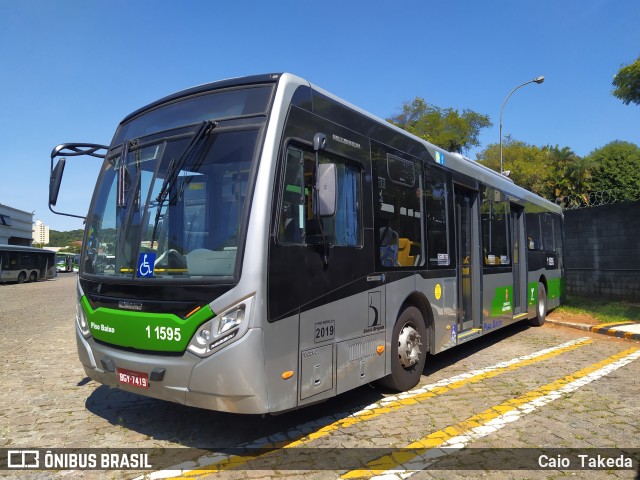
[313,133,327,151]
[49,158,66,207]
[317,163,337,216]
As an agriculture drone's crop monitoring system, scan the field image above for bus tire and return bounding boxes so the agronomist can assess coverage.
[29,271,38,282]
[528,282,547,327]
[17,272,26,284]
[377,306,427,392]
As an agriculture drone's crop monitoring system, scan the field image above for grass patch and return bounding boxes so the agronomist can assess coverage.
[556,295,640,323]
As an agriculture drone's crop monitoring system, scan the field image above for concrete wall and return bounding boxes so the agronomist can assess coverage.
[563,201,640,300]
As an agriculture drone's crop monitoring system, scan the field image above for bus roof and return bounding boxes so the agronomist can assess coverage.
[0,245,56,254]
[117,72,561,215]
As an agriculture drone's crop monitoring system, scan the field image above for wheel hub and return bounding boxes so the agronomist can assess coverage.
[398,324,422,368]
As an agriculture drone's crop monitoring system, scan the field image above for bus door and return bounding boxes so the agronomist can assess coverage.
[454,187,481,336]
[511,204,527,316]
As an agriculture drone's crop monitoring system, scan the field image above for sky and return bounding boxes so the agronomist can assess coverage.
[1,0,639,232]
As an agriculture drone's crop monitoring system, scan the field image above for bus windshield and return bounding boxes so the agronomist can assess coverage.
[84,121,261,281]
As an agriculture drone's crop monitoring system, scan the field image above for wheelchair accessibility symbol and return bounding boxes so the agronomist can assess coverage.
[137,252,156,278]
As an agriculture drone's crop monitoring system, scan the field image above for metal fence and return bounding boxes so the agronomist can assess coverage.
[555,191,633,210]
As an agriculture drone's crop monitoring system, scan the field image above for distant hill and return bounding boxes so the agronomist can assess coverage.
[49,229,84,247]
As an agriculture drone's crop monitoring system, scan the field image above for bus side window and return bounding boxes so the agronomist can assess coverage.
[323,162,362,247]
[542,213,554,252]
[481,188,511,266]
[278,147,306,245]
[525,213,542,250]
[424,164,451,267]
[375,150,424,268]
[278,145,362,248]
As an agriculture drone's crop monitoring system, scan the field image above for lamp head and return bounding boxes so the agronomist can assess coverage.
[534,76,545,84]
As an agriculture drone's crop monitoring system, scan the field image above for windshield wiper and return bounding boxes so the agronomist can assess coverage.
[150,120,216,249]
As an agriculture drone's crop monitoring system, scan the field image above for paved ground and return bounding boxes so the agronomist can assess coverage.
[1,274,638,480]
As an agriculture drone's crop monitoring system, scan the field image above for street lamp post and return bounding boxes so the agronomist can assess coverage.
[499,76,545,174]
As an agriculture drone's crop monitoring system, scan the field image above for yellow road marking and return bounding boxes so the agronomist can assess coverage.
[341,346,640,479]
[284,338,591,448]
[145,338,593,479]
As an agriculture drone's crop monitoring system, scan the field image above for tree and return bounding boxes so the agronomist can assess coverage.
[388,97,492,154]
[586,141,640,202]
[476,137,551,196]
[612,57,640,106]
[49,229,84,247]
[544,145,594,204]
[478,140,597,204]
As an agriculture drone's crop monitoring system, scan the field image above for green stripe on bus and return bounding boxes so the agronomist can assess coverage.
[528,282,538,306]
[490,286,513,316]
[81,296,214,352]
[548,277,562,300]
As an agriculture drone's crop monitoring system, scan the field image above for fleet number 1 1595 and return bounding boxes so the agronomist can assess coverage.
[145,325,181,342]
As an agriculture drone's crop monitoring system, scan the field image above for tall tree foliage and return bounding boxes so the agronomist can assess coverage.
[476,139,595,204]
[586,141,640,201]
[544,146,594,203]
[387,97,492,154]
[612,57,640,106]
[476,137,550,195]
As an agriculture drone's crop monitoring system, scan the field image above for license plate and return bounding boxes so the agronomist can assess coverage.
[117,368,149,389]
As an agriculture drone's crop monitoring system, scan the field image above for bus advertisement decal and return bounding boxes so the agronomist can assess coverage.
[490,286,513,316]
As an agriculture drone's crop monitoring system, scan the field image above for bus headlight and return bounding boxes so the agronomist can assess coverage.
[218,306,244,334]
[187,296,253,357]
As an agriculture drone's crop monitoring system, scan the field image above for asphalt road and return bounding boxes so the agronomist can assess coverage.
[1,274,638,479]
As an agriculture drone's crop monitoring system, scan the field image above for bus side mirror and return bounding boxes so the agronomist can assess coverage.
[317,163,337,216]
[48,143,107,220]
[313,133,327,152]
[49,158,66,207]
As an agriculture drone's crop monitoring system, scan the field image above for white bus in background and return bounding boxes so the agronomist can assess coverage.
[55,252,75,272]
[49,73,563,414]
[0,245,56,284]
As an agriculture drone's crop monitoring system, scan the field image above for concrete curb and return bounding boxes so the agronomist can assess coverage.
[546,318,640,341]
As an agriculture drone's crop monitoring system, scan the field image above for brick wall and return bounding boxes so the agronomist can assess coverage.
[563,201,640,300]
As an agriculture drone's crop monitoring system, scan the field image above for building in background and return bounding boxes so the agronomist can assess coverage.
[0,204,33,246]
[32,219,50,246]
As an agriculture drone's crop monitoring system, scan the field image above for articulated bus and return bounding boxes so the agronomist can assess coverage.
[49,73,563,414]
[0,245,56,284]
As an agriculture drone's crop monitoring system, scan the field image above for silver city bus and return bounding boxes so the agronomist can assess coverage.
[0,245,56,284]
[49,73,563,414]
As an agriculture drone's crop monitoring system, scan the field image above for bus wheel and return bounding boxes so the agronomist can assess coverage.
[17,272,26,284]
[528,282,547,326]
[378,306,427,392]
[29,271,38,282]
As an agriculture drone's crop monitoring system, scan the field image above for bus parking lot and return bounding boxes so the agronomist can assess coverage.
[1,274,638,479]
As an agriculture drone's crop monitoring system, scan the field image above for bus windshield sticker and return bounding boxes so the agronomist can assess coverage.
[137,253,156,278]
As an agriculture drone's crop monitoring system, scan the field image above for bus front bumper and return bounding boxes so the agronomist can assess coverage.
[76,324,269,414]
